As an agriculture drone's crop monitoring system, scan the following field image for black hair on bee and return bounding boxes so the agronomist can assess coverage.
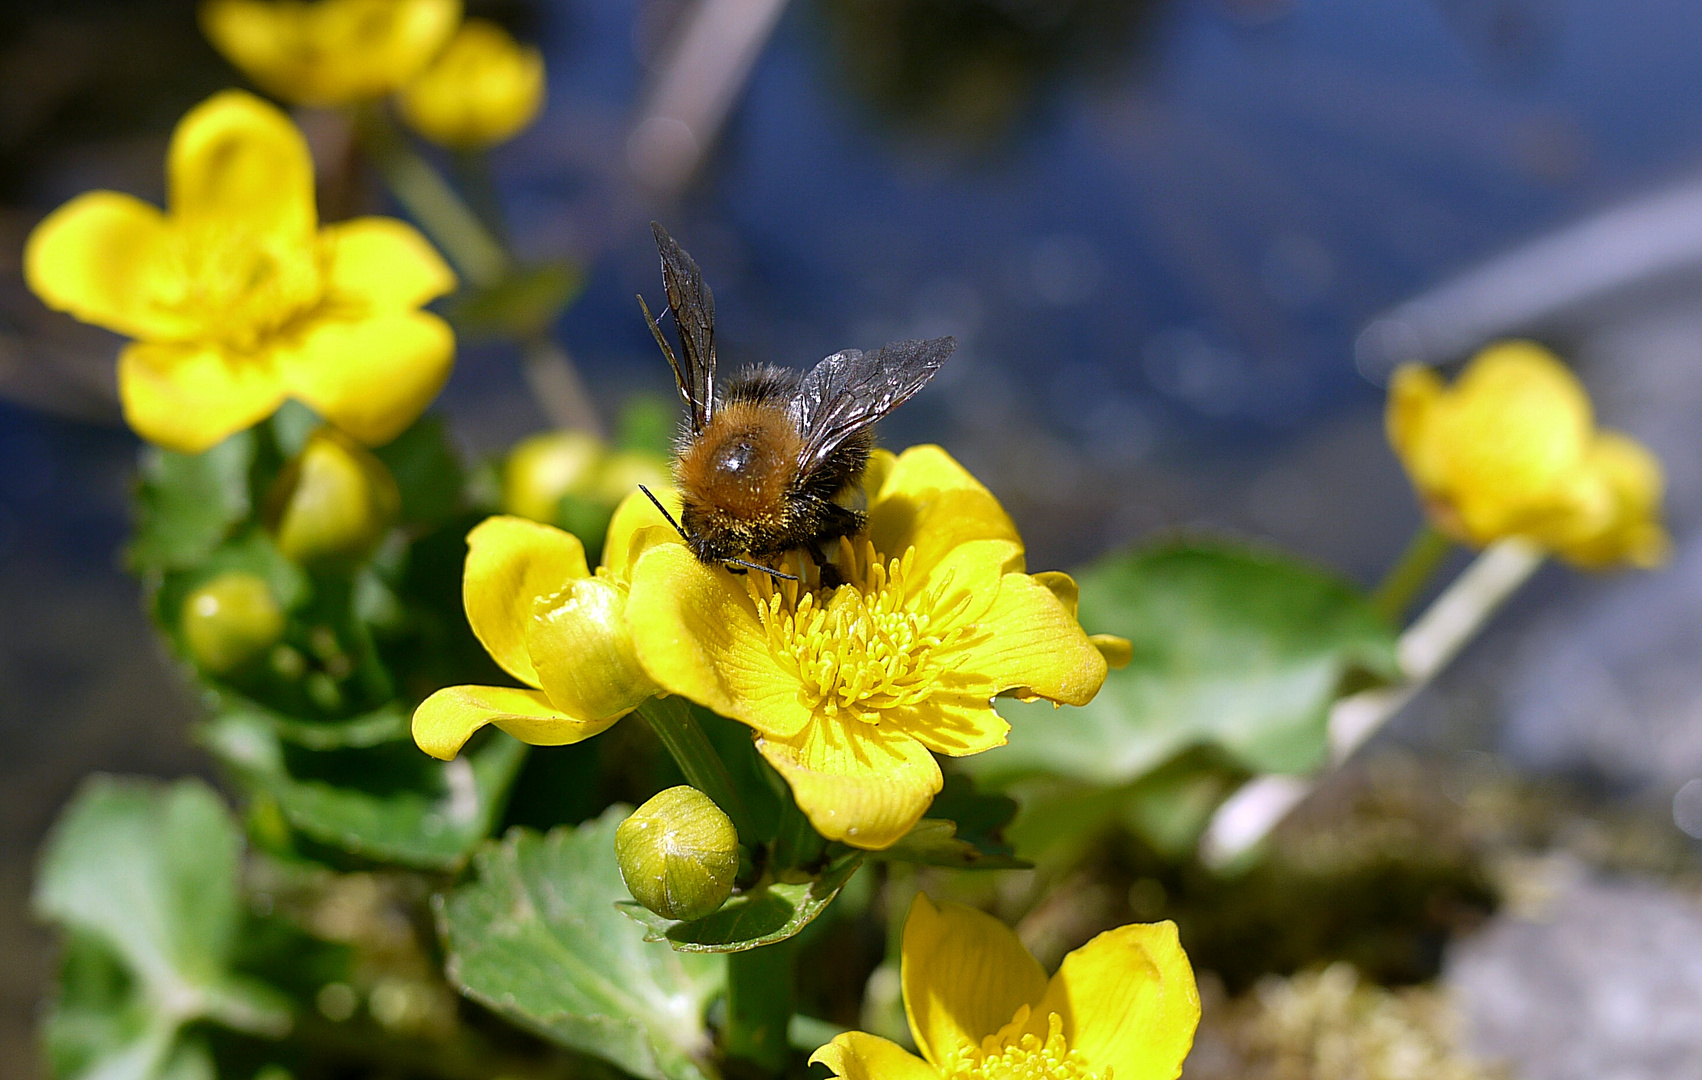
[637,223,955,580]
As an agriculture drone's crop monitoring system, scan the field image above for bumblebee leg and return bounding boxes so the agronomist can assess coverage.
[808,541,845,589]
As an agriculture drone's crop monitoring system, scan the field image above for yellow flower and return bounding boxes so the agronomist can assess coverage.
[411,488,676,759]
[625,445,1111,851]
[24,90,456,454]
[398,19,546,148]
[813,894,1199,1080]
[1388,341,1668,569]
[201,0,462,106]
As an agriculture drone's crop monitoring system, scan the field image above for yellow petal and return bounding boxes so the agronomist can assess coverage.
[869,445,1024,577]
[626,543,814,740]
[1032,570,1079,618]
[1025,921,1200,1080]
[118,342,286,453]
[603,484,683,582]
[462,516,590,688]
[901,894,1048,1066]
[862,447,897,500]
[527,576,658,721]
[167,90,314,236]
[397,19,546,149]
[412,684,613,760]
[755,719,942,850]
[1555,430,1670,569]
[321,217,456,311]
[890,695,1008,758]
[958,573,1108,706]
[24,192,191,340]
[1089,634,1133,670]
[278,311,454,446]
[811,1031,940,1080]
[1384,363,1443,487]
[202,0,463,106]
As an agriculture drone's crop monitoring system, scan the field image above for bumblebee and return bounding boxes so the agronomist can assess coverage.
[639,223,955,577]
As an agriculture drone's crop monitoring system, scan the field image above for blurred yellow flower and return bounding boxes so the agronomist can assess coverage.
[625,445,1112,851]
[201,0,462,106]
[24,90,456,453]
[814,894,1199,1080]
[1388,341,1668,569]
[411,488,676,760]
[502,429,606,523]
[398,18,546,148]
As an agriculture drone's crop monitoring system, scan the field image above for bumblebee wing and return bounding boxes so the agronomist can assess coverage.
[790,336,956,473]
[645,223,717,431]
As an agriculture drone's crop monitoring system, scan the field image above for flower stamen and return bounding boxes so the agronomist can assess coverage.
[746,539,977,723]
[942,1011,1107,1080]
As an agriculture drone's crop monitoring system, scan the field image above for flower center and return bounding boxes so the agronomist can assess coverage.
[943,1011,1107,1080]
[160,223,324,352]
[746,538,977,723]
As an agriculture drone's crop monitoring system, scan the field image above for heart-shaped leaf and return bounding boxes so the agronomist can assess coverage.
[438,808,723,1080]
[974,541,1398,786]
[35,778,290,1080]
[200,712,525,869]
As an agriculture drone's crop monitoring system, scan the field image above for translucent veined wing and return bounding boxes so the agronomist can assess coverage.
[640,223,717,432]
[789,336,956,473]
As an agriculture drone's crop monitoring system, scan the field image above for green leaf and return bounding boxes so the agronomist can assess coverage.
[209,699,412,750]
[35,779,291,1080]
[872,773,1028,868]
[129,432,256,574]
[201,712,525,869]
[438,808,723,1080]
[974,541,1399,785]
[617,849,863,953]
[449,261,584,338]
[373,416,464,529]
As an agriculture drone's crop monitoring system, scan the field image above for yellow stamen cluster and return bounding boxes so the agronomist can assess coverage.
[945,1011,1107,1080]
[165,226,322,351]
[746,538,977,723]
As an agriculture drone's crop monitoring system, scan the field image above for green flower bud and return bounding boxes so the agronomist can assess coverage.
[615,786,739,921]
[181,571,286,674]
[268,427,401,567]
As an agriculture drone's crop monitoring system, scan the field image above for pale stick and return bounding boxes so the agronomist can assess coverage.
[1199,537,1545,867]
[627,0,792,194]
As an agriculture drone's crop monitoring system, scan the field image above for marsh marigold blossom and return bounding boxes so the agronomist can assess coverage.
[1388,341,1668,569]
[411,489,671,759]
[625,445,1116,850]
[398,18,545,148]
[201,0,462,106]
[815,894,1199,1080]
[24,90,456,453]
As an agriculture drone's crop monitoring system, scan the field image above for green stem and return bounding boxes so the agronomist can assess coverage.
[349,105,510,289]
[452,148,509,244]
[637,696,757,841]
[724,940,795,1076]
[1370,524,1453,623]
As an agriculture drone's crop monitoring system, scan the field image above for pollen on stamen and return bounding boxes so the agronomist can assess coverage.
[744,539,977,722]
[946,1012,1106,1080]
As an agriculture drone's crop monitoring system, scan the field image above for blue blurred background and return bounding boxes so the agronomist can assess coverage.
[6,0,1702,1074]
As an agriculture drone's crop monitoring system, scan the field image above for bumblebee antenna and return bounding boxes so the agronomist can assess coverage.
[637,485,799,583]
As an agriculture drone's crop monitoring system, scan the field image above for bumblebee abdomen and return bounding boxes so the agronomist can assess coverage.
[677,402,803,529]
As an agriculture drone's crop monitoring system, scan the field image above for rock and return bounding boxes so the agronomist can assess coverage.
[1447,871,1702,1080]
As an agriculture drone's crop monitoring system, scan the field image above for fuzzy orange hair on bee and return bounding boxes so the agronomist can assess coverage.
[637,223,955,578]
